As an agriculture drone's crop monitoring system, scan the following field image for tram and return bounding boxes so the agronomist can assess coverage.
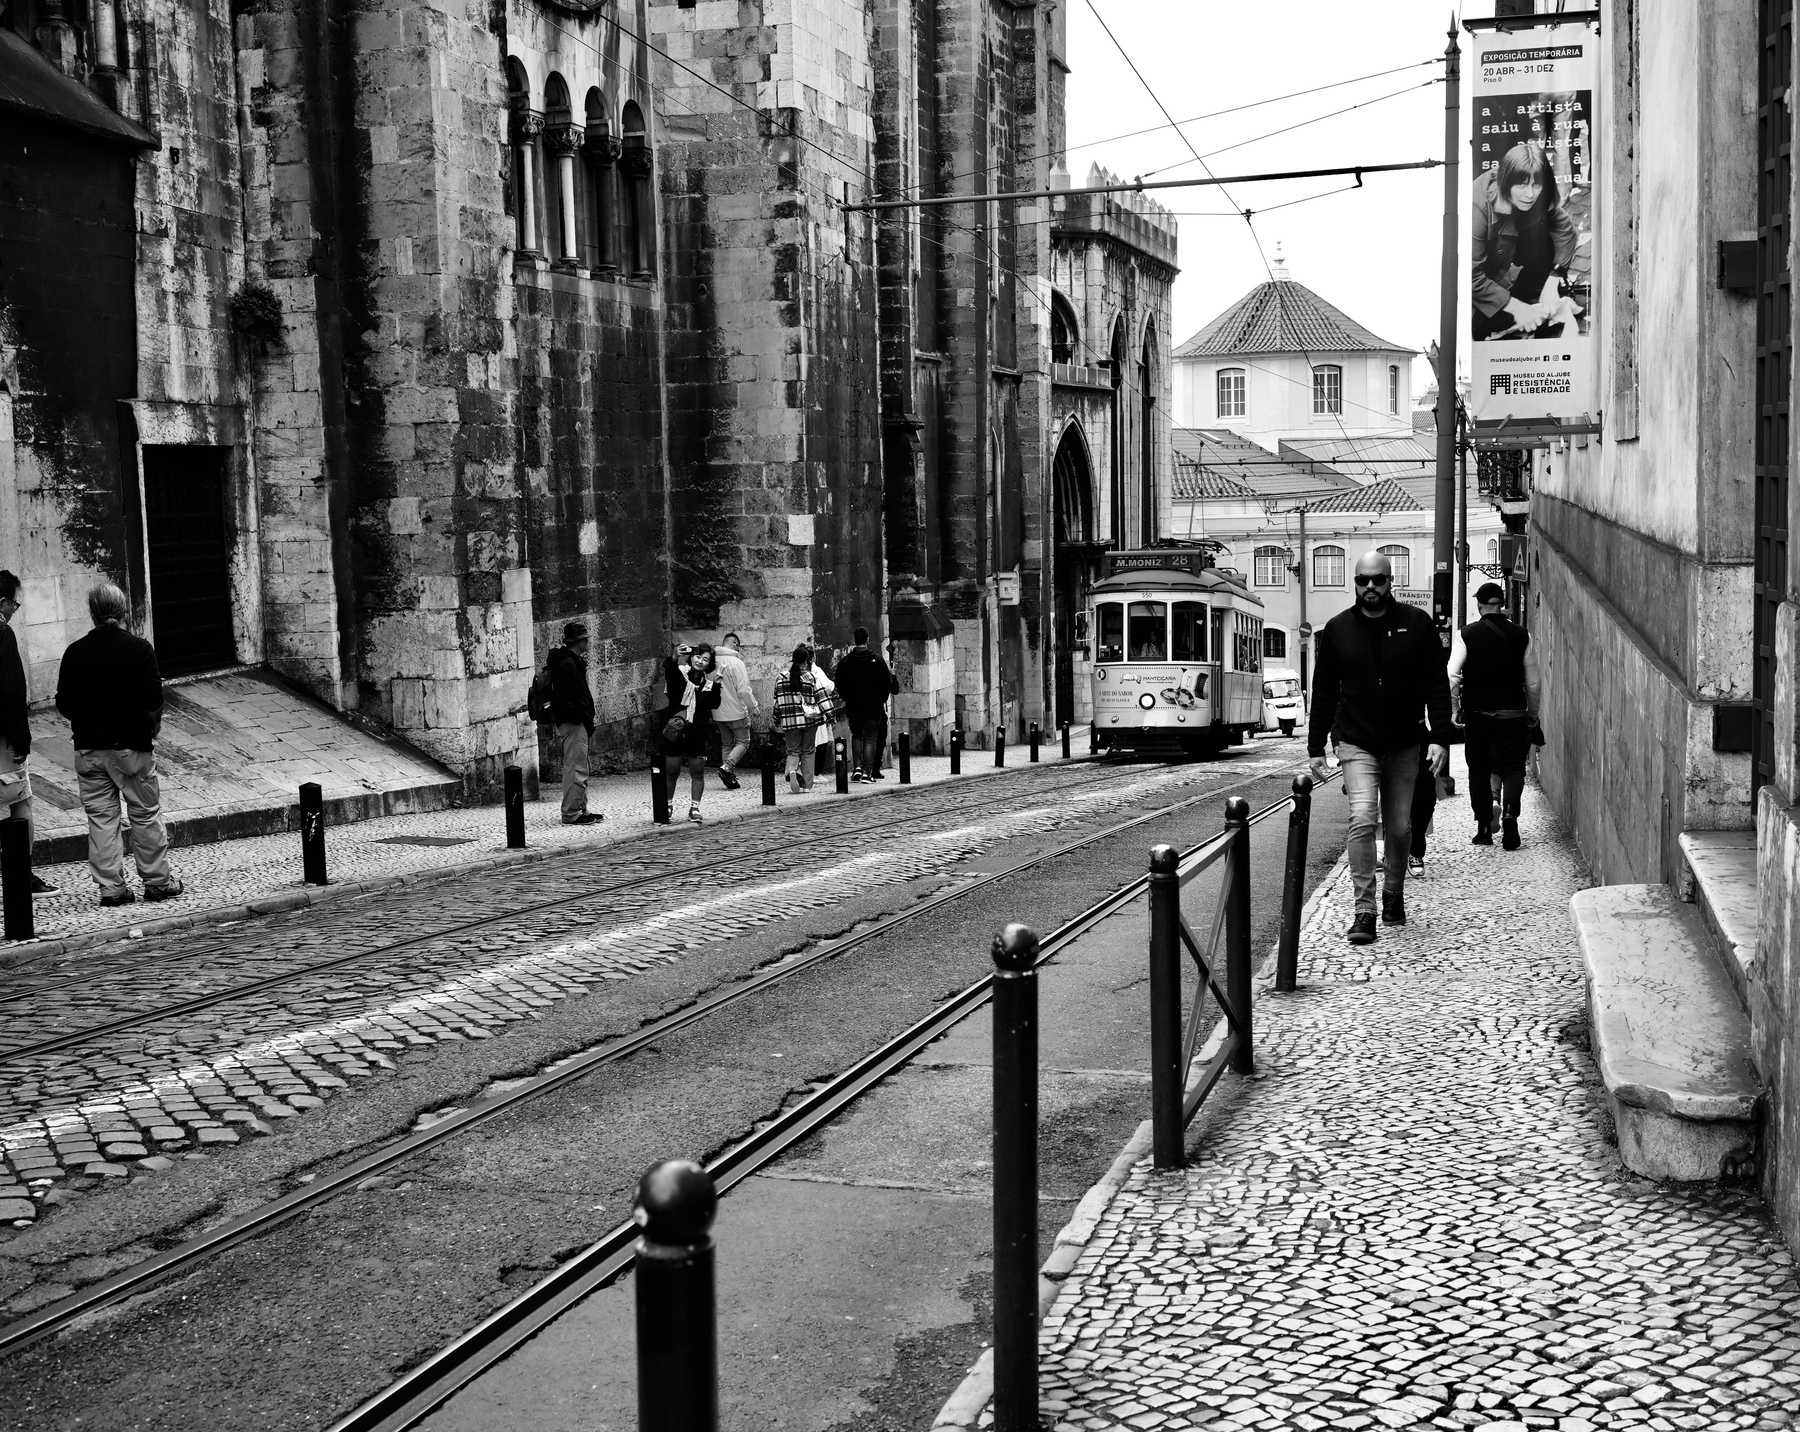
[1085,546,1267,757]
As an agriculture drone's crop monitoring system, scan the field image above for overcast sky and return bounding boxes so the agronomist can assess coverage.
[1063,0,1478,400]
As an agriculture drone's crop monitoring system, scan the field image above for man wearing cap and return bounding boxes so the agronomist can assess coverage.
[1449,583,1540,850]
[1308,549,1453,944]
[549,622,600,825]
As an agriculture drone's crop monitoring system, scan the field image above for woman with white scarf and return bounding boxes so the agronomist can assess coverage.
[658,642,722,823]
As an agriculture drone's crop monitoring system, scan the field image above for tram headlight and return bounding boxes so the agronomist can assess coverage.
[1137,692,1156,710]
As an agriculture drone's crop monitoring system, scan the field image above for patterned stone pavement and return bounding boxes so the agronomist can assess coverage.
[0,755,1289,1247]
[1035,768,1800,1432]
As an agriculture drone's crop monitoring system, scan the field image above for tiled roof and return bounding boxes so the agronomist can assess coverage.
[1173,280,1410,358]
[1171,464,1257,500]
[1290,478,1424,515]
[1170,428,1359,498]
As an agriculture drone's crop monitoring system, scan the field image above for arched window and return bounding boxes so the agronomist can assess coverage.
[620,99,653,276]
[1379,544,1411,587]
[1264,629,1288,661]
[1253,544,1287,588]
[1313,544,1345,587]
[1389,364,1400,414]
[1487,536,1499,566]
[583,88,616,273]
[1217,367,1245,418]
[505,59,541,255]
[543,74,579,264]
[1050,291,1079,365]
[1312,364,1342,416]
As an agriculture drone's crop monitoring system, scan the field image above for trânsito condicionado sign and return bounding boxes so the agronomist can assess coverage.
[1470,22,1596,425]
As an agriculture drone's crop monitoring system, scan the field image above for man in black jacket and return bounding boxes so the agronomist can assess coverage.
[833,627,899,782]
[0,571,55,894]
[1307,551,1452,943]
[55,583,182,907]
[548,622,600,825]
[1448,582,1541,850]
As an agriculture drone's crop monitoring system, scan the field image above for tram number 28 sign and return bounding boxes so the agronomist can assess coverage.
[1469,20,1598,426]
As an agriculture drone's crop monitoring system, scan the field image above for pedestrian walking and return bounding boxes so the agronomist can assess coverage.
[53,583,182,907]
[1449,581,1542,851]
[0,571,54,895]
[547,622,600,825]
[773,644,823,792]
[658,642,722,823]
[809,643,840,780]
[712,632,760,790]
[1406,745,1456,878]
[1307,551,1451,944]
[832,627,898,782]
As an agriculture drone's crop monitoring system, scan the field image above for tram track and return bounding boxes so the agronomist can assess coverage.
[0,756,1328,1370]
[0,757,1162,1063]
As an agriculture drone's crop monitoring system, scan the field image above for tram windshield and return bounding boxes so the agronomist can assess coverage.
[1096,602,1124,662]
[1172,602,1206,662]
[1127,602,1167,661]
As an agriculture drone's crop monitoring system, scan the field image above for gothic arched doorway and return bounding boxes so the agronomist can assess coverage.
[1053,421,1097,723]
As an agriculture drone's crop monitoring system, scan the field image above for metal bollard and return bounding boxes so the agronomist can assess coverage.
[0,817,33,942]
[1061,720,1071,760]
[299,782,327,886]
[761,744,777,806]
[504,764,526,849]
[634,1159,719,1432]
[898,731,911,784]
[1147,844,1183,1170]
[835,737,850,793]
[991,922,1040,1432]
[1274,775,1314,993]
[950,727,962,775]
[1029,722,1040,763]
[651,763,670,824]
[1224,796,1254,1076]
[994,728,1006,768]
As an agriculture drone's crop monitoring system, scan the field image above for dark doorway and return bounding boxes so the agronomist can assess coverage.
[143,445,236,675]
[1053,424,1095,723]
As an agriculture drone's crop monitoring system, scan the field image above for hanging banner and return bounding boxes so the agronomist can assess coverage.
[1469,23,1597,426]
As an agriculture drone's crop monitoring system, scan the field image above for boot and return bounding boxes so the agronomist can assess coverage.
[1502,816,1521,850]
[1345,912,1377,945]
[1472,819,1493,846]
[1382,891,1406,926]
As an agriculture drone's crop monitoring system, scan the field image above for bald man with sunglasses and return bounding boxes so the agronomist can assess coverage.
[1307,551,1452,944]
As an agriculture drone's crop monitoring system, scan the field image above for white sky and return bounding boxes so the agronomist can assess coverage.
[1063,0,1482,401]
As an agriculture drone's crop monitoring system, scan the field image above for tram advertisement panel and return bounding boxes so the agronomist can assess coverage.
[1470,23,1596,425]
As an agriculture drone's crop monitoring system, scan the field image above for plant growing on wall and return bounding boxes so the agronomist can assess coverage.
[230,282,284,353]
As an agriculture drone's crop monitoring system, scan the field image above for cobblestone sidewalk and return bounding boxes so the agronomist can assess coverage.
[1034,764,1800,1432]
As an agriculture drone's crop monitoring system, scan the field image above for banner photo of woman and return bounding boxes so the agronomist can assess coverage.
[1470,23,1597,425]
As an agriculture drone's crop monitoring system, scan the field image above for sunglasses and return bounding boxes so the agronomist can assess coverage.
[1353,574,1391,588]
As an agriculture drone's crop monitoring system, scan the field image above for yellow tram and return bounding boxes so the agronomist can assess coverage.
[1087,548,1267,757]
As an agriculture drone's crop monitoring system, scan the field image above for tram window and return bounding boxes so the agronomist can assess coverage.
[1096,603,1125,663]
[1127,602,1168,661]
[1172,602,1206,661]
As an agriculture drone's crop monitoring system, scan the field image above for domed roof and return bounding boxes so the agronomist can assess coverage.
[1174,275,1411,359]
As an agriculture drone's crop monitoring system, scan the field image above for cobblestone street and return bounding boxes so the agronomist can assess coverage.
[1036,769,1800,1432]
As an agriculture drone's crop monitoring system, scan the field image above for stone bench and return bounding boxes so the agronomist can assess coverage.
[1570,884,1761,1181]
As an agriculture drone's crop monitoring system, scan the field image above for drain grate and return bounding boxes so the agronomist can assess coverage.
[374,835,476,848]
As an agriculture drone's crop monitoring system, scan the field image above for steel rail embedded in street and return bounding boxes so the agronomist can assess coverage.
[0,756,1156,1057]
[322,769,1333,1432]
[0,756,1326,1364]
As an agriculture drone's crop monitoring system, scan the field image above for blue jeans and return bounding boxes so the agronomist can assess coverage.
[1337,741,1421,914]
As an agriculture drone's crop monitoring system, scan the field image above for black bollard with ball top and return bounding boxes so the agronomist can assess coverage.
[633,1159,719,1432]
[299,782,327,885]
[1061,720,1071,760]
[898,731,911,785]
[991,922,1040,1431]
[950,727,963,775]
[761,743,777,806]
[651,763,670,824]
[1029,722,1040,763]
[503,764,526,849]
[834,737,850,793]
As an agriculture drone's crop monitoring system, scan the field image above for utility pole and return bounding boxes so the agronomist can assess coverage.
[1457,404,1470,630]
[1431,18,1461,640]
[1296,506,1309,695]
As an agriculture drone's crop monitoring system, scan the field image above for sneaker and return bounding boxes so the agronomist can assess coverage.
[1406,856,1424,878]
[718,767,740,791]
[1502,816,1521,851]
[1346,912,1377,945]
[1471,821,1493,846]
[143,880,184,902]
[1382,892,1406,926]
[852,769,868,784]
[30,875,58,896]
[687,804,703,824]
[573,813,604,826]
[99,889,136,908]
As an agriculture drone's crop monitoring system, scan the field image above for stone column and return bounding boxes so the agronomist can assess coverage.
[620,142,654,277]
[585,130,621,275]
[511,113,542,255]
[547,123,583,266]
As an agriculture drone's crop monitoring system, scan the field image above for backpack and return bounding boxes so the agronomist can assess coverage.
[527,666,554,723]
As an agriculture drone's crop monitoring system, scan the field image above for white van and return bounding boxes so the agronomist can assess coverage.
[1261,666,1303,736]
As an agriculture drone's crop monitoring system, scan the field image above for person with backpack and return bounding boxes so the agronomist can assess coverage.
[832,627,898,782]
[773,644,824,792]
[658,642,723,823]
[537,622,599,825]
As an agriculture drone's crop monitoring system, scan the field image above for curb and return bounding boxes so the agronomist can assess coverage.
[0,755,1102,970]
[928,848,1352,1430]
